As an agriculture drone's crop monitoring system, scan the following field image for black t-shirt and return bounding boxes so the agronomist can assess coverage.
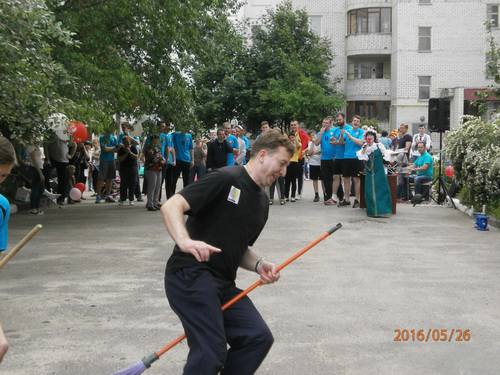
[166,166,269,281]
[117,145,138,168]
[206,140,232,169]
[397,134,412,150]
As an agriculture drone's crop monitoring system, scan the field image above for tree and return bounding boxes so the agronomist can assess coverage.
[0,0,75,141]
[193,1,345,133]
[48,0,241,133]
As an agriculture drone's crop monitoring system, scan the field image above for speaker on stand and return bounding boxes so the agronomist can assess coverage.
[424,98,456,208]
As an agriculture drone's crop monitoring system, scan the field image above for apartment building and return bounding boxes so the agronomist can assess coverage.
[240,0,500,133]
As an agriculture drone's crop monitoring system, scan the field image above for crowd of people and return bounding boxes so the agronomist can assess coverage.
[9,115,434,219]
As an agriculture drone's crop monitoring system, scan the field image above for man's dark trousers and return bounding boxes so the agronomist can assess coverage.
[165,266,273,375]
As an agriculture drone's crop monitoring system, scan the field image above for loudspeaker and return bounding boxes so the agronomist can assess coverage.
[428,98,450,132]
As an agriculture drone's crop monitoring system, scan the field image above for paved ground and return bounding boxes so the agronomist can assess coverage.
[0,180,499,375]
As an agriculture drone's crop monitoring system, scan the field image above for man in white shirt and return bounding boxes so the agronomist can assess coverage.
[410,124,432,162]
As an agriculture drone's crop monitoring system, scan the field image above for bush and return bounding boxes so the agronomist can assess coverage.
[446,116,500,216]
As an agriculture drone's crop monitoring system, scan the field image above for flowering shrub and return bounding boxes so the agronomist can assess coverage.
[446,116,500,212]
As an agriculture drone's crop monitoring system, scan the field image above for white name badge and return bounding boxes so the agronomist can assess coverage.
[227,186,241,204]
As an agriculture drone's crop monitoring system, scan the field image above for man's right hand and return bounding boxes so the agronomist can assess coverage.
[178,239,221,262]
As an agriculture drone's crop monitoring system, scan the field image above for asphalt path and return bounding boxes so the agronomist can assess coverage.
[1,180,499,375]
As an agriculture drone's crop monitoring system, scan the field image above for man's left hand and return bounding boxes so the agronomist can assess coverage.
[258,260,280,284]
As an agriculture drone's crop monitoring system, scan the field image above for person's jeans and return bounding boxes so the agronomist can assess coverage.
[145,169,162,208]
[189,165,206,184]
[410,175,432,196]
[29,166,44,210]
[49,158,68,201]
[119,166,137,202]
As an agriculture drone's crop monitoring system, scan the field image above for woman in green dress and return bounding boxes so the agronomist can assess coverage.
[357,129,392,217]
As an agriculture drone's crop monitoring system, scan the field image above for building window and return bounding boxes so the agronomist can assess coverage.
[348,61,388,79]
[418,27,431,52]
[348,8,391,35]
[419,76,431,100]
[487,5,499,27]
[347,101,390,122]
[308,16,322,36]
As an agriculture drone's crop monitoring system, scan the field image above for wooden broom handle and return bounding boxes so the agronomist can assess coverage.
[0,224,42,269]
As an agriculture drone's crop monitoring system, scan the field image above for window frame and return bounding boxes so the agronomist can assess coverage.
[418,76,431,100]
[418,27,432,52]
[487,4,499,28]
[348,8,392,35]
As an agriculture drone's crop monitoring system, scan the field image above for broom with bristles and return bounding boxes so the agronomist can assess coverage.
[111,223,342,375]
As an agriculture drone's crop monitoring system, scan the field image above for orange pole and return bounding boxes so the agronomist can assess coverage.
[154,223,342,359]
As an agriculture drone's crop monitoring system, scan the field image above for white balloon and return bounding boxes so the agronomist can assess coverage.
[47,113,70,141]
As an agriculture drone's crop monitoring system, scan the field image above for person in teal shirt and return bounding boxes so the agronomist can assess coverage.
[408,142,433,197]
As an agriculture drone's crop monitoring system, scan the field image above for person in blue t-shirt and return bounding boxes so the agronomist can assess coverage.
[223,122,239,166]
[95,132,118,203]
[0,136,16,362]
[342,115,365,208]
[164,131,177,199]
[172,130,194,190]
[330,113,351,205]
[407,142,433,198]
[314,116,336,203]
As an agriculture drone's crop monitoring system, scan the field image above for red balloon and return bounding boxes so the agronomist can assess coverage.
[68,121,87,143]
[75,182,86,193]
[445,165,454,178]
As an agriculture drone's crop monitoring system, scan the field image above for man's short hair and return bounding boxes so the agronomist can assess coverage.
[261,121,269,127]
[251,128,295,158]
[399,123,409,130]
[353,115,361,121]
[337,113,346,120]
[324,116,334,123]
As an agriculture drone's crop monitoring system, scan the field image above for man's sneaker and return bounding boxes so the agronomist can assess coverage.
[352,200,360,208]
[338,200,351,207]
[332,194,339,203]
[325,198,336,205]
[137,196,144,202]
[296,194,301,200]
[105,196,116,203]
[313,194,319,202]
[129,201,134,206]
[118,201,124,206]
[95,196,101,204]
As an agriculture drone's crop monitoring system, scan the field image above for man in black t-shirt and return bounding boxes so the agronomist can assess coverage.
[206,128,233,172]
[161,129,294,375]
[396,123,413,199]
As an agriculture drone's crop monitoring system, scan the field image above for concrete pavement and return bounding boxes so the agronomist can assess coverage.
[0,180,499,374]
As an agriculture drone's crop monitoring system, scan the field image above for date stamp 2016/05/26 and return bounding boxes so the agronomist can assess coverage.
[394,329,470,342]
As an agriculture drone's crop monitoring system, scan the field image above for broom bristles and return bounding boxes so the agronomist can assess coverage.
[111,360,147,375]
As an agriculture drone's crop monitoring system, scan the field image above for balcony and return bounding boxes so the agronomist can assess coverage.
[346,33,392,56]
[345,78,392,101]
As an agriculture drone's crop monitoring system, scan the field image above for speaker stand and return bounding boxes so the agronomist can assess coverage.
[421,132,456,209]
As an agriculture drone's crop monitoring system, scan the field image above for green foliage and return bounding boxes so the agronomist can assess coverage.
[446,116,500,212]
[0,0,75,142]
[48,0,241,134]
[193,0,345,134]
[473,21,500,115]
[1,0,241,142]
